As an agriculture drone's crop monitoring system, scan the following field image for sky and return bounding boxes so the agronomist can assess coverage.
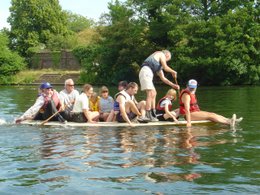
[0,0,115,29]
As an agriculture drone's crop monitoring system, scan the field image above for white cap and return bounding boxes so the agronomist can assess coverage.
[188,79,198,88]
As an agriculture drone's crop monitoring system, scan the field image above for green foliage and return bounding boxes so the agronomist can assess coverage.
[8,0,69,57]
[65,11,95,32]
[0,32,25,80]
[76,0,259,86]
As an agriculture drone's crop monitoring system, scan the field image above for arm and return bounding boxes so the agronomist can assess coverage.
[164,102,178,122]
[83,109,94,123]
[159,53,177,78]
[157,70,180,90]
[182,93,192,127]
[16,96,44,122]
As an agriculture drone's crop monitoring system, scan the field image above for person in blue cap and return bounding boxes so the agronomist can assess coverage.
[179,79,243,127]
[15,82,66,123]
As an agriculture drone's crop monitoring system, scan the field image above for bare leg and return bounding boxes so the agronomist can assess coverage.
[126,101,141,116]
[145,89,156,110]
[137,100,146,117]
[106,110,115,122]
[190,111,230,125]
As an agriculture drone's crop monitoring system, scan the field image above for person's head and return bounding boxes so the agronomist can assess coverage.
[162,50,171,61]
[187,79,198,92]
[90,92,98,102]
[118,80,128,91]
[126,82,138,96]
[82,84,93,97]
[166,89,177,101]
[100,86,109,98]
[40,82,53,95]
[64,79,75,93]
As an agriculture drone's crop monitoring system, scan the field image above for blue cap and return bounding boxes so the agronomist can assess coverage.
[40,82,52,89]
[188,79,197,89]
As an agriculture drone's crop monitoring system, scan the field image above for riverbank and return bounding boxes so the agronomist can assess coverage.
[0,69,81,85]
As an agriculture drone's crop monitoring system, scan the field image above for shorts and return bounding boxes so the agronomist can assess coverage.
[139,66,155,91]
[116,112,137,123]
[70,112,88,122]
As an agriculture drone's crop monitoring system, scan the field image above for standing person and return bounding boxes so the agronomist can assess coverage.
[114,82,146,126]
[71,84,99,123]
[99,86,114,121]
[156,89,179,122]
[15,82,66,123]
[180,79,243,127]
[139,50,180,122]
[59,79,79,111]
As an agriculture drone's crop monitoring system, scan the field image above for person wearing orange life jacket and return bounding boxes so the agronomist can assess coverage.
[15,82,66,123]
[156,89,179,122]
[180,79,243,127]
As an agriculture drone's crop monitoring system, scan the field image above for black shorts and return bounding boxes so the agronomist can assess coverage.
[116,112,137,123]
[70,112,88,123]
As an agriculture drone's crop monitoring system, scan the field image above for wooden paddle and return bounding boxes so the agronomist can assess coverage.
[40,104,67,125]
[175,76,180,96]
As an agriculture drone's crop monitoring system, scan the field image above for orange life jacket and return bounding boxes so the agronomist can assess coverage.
[156,96,172,111]
[179,89,200,114]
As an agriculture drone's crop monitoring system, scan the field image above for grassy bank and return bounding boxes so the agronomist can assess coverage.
[0,69,80,85]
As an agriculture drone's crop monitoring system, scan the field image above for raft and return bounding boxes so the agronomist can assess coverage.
[21,120,212,127]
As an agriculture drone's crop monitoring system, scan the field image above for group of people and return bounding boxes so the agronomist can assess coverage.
[16,50,242,127]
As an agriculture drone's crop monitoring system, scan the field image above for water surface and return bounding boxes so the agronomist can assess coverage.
[0,85,259,194]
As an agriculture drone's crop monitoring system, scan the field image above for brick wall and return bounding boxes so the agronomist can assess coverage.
[31,50,81,70]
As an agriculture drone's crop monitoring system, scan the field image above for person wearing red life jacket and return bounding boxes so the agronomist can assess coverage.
[15,82,66,123]
[180,79,243,127]
[156,89,179,122]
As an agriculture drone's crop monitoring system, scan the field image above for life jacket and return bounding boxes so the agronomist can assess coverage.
[41,91,61,111]
[113,90,132,111]
[141,51,162,73]
[156,96,172,112]
[179,89,200,115]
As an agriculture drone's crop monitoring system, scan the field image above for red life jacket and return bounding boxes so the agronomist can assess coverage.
[41,91,61,110]
[179,89,200,115]
[156,96,172,111]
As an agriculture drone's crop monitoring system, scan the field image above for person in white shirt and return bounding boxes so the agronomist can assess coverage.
[59,79,79,111]
[15,82,65,123]
[71,84,99,123]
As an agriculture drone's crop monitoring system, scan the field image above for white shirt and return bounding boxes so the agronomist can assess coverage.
[72,93,89,113]
[59,89,79,111]
[20,96,45,120]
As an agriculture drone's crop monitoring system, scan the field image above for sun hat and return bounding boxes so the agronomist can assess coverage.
[40,82,53,89]
[188,79,198,89]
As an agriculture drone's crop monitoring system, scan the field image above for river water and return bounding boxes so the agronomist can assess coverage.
[0,85,259,194]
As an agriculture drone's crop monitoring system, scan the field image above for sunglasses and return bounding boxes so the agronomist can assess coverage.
[102,91,108,93]
[67,84,74,86]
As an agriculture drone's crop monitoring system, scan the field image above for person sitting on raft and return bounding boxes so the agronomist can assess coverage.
[156,89,179,123]
[89,92,100,112]
[180,79,243,127]
[15,82,66,123]
[70,84,99,123]
[114,82,148,126]
[98,86,114,121]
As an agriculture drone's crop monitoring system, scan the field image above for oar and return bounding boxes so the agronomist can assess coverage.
[40,104,67,125]
[40,110,60,125]
[175,77,180,96]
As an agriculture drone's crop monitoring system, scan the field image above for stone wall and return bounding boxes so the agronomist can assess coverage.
[31,50,80,70]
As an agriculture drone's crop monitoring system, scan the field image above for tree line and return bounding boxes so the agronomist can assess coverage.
[1,0,259,86]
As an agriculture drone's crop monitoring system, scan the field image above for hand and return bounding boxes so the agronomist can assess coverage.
[186,123,192,128]
[173,84,180,90]
[172,71,177,78]
[15,118,23,124]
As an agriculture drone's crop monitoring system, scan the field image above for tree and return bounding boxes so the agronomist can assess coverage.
[65,11,95,33]
[8,0,69,57]
[0,32,25,80]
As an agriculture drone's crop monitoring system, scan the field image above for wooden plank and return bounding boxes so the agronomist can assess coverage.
[21,120,212,127]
